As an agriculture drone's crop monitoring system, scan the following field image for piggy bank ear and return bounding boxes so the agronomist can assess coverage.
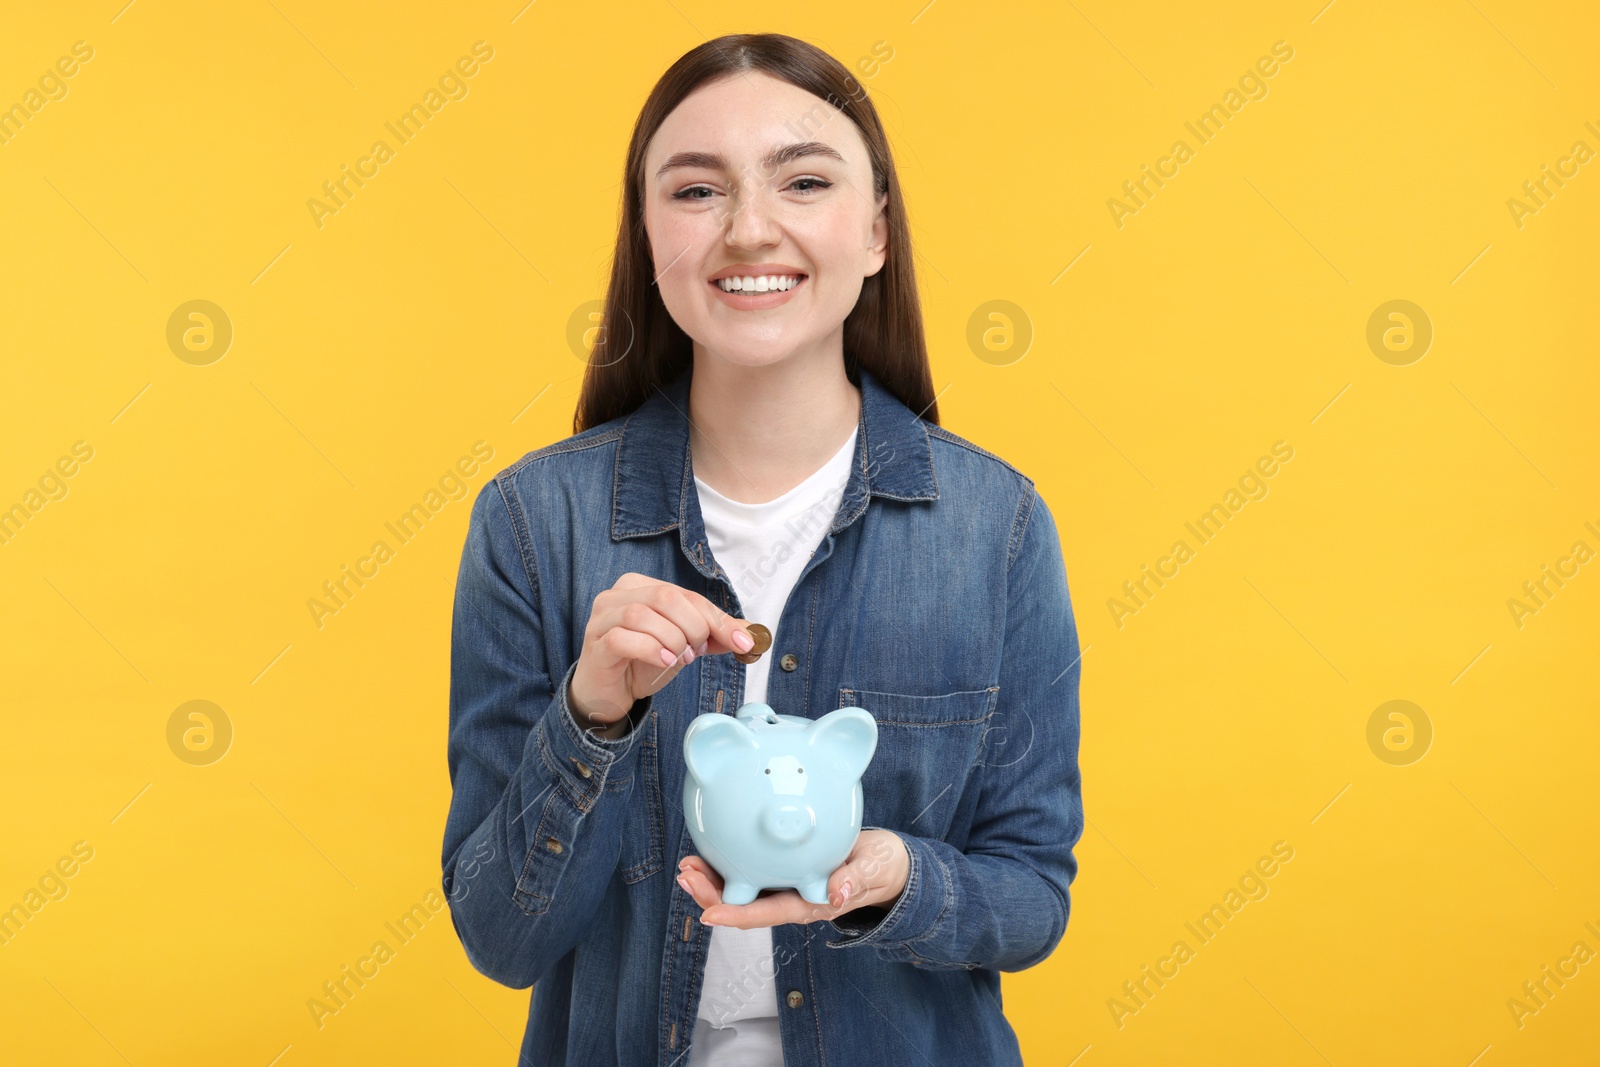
[806,706,878,780]
[683,714,759,783]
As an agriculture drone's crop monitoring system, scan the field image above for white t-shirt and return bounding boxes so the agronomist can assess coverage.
[687,423,858,1067]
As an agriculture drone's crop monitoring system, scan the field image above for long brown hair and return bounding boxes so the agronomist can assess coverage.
[573,33,938,433]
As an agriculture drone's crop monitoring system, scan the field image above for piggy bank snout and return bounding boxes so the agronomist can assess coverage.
[761,802,816,844]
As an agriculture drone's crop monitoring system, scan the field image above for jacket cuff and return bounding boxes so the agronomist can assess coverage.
[507,664,651,916]
[546,661,651,789]
[824,828,948,950]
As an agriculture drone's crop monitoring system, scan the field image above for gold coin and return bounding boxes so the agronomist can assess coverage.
[733,622,772,664]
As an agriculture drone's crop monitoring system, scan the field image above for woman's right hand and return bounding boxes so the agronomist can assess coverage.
[568,572,757,736]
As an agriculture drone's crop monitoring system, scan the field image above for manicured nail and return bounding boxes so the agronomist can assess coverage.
[677,875,690,893]
[701,915,718,926]
[660,648,677,667]
[840,881,852,904]
[732,628,754,652]
[697,639,709,656]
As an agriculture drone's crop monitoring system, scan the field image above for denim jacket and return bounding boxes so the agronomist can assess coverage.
[442,363,1085,1066]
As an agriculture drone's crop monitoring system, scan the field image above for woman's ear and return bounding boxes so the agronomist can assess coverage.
[864,192,889,277]
[806,706,878,780]
[683,714,759,782]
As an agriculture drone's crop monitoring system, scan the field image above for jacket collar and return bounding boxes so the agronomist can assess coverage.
[611,363,938,546]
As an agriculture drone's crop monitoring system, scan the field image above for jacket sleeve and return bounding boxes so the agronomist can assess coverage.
[824,484,1084,972]
[441,477,652,989]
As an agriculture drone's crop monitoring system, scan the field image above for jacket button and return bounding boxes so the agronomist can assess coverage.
[570,757,592,779]
[545,837,563,854]
[786,990,804,1008]
[780,653,798,672]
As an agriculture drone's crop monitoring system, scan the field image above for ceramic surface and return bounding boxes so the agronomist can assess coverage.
[682,701,878,905]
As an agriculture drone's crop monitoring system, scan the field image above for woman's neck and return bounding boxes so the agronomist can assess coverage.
[687,352,861,505]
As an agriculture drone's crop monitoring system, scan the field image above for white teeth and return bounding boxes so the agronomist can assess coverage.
[716,274,802,292]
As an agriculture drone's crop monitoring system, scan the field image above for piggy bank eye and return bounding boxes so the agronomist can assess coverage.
[798,767,804,773]
[764,768,771,774]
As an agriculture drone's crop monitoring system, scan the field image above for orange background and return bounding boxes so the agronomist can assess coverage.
[1,1,1596,1063]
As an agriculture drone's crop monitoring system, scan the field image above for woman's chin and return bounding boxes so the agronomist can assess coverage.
[693,343,807,370]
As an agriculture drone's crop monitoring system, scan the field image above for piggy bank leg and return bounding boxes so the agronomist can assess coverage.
[721,880,759,906]
[798,878,831,906]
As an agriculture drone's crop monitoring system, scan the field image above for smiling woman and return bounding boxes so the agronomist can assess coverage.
[442,31,1084,1067]
[572,39,935,443]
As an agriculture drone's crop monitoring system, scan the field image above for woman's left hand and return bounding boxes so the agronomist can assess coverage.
[678,829,909,929]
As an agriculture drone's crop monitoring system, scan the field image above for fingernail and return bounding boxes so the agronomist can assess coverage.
[701,916,718,927]
[660,648,677,667]
[841,881,852,904]
[677,875,690,893]
[683,645,695,664]
[697,639,709,656]
[732,629,754,652]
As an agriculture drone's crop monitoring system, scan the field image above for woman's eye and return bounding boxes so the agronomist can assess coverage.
[671,178,831,201]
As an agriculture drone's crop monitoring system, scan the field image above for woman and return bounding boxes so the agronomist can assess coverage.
[441,33,1084,1067]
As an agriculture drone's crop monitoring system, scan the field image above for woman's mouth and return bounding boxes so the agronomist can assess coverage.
[708,273,808,309]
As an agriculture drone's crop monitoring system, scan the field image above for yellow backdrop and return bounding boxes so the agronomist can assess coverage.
[2,1,1595,1064]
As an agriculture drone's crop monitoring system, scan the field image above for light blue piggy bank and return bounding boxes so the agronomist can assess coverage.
[682,701,878,906]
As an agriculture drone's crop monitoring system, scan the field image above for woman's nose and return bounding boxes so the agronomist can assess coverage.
[724,187,781,247]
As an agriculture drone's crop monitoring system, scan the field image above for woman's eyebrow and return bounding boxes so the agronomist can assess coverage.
[654,141,846,179]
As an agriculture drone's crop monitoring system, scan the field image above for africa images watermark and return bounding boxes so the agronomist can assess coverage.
[1107,441,1296,629]
[305,887,446,1029]
[1505,918,1600,1031]
[306,441,495,629]
[1505,518,1599,630]
[1108,840,1296,1029]
[306,41,495,229]
[716,437,895,608]
[0,440,95,549]
[1505,120,1600,231]
[782,41,890,142]
[1106,40,1296,229]
[0,841,96,949]
[0,39,95,148]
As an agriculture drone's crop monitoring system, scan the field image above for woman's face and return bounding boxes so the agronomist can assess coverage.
[642,71,889,370]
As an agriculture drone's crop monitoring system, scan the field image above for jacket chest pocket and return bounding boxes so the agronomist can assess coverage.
[838,686,999,842]
[617,710,664,884]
